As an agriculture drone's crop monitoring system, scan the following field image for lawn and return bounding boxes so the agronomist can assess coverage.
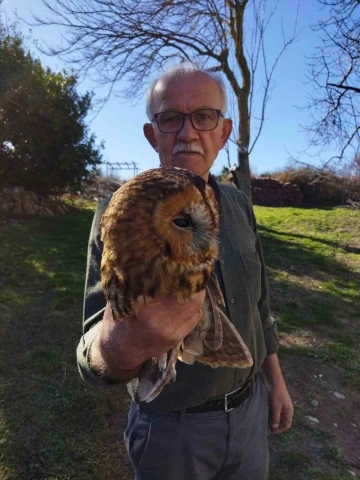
[0,204,359,479]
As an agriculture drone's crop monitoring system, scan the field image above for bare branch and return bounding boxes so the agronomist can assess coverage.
[304,0,360,165]
[31,0,299,196]
[327,83,360,94]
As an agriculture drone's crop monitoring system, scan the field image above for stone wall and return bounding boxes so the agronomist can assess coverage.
[251,177,303,207]
[0,187,70,216]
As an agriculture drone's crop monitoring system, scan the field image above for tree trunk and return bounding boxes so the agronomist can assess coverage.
[231,149,252,199]
[230,91,251,199]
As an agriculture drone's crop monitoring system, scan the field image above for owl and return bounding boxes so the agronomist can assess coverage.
[100,167,253,402]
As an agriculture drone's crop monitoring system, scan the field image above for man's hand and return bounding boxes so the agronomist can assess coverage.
[90,291,206,382]
[266,376,294,433]
[262,353,294,434]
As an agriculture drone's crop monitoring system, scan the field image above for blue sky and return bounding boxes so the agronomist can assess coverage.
[2,0,335,180]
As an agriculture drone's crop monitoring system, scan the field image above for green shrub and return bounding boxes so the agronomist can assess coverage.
[274,167,349,206]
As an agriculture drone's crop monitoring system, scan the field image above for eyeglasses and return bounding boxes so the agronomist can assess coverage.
[152,109,224,133]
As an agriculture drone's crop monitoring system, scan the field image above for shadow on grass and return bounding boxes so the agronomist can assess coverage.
[257,224,360,389]
[258,223,359,328]
[0,210,131,480]
[258,224,360,281]
[268,273,360,350]
[260,225,360,254]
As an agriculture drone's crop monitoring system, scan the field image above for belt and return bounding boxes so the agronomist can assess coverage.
[175,376,255,414]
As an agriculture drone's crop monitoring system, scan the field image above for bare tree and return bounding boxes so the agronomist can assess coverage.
[33,0,299,197]
[305,0,360,169]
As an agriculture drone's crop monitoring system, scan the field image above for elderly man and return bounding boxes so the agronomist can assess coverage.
[77,64,293,480]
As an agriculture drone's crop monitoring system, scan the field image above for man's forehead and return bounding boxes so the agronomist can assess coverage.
[152,72,222,107]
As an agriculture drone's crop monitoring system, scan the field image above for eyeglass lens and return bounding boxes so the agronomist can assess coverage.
[156,109,219,132]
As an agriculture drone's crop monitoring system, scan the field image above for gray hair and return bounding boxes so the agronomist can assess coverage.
[145,63,228,120]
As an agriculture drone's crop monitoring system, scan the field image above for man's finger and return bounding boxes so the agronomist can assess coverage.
[177,290,206,305]
[278,408,294,432]
[269,405,281,431]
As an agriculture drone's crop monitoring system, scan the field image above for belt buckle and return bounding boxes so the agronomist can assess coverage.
[224,392,234,412]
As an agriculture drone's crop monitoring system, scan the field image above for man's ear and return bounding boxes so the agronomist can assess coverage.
[220,118,233,148]
[143,123,158,151]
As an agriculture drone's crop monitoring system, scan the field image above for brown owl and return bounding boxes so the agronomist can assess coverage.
[100,167,253,402]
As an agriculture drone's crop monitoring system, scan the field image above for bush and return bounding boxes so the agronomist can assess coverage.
[0,33,103,195]
[273,167,351,206]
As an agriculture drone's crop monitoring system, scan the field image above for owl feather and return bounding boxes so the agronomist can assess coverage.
[100,167,253,403]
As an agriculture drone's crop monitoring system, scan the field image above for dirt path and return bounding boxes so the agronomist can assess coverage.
[270,351,360,479]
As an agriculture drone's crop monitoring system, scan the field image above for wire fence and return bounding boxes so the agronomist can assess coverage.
[101,161,139,179]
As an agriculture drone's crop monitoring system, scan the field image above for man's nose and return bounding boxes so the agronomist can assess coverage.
[177,115,199,141]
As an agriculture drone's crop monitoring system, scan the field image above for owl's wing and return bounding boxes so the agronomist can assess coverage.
[179,273,253,368]
[195,307,253,368]
[136,274,252,403]
[177,272,224,364]
[203,273,224,351]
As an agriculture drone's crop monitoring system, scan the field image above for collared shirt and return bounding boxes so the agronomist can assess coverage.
[76,175,279,413]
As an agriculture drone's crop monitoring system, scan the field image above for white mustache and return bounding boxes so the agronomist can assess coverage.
[172,142,204,155]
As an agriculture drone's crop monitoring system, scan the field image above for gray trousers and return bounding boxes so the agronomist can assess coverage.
[124,375,269,480]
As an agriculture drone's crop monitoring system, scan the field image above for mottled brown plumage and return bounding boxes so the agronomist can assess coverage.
[100,167,253,402]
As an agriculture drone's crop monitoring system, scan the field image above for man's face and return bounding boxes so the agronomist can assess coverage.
[143,72,232,181]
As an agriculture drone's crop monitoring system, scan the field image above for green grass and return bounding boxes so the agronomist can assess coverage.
[0,210,130,480]
[255,206,360,479]
[255,206,360,388]
[0,205,359,479]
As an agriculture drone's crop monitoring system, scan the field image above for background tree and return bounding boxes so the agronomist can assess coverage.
[305,0,360,169]
[34,0,299,197]
[0,31,103,195]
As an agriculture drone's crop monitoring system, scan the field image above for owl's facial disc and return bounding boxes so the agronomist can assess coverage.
[153,184,218,264]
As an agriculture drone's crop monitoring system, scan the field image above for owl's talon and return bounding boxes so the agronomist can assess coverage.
[158,353,167,372]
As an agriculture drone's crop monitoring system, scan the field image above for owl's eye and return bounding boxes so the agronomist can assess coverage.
[173,217,193,228]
